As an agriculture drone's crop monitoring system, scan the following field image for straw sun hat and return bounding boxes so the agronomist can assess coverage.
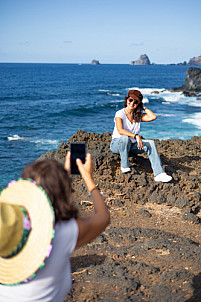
[0,179,55,285]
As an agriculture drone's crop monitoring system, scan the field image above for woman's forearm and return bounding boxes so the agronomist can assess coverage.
[91,187,110,218]
[142,108,157,121]
[116,116,136,138]
[75,155,110,249]
[117,128,135,138]
[75,177,110,249]
[76,155,110,222]
[83,175,109,217]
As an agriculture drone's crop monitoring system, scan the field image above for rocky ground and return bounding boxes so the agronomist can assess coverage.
[38,130,201,301]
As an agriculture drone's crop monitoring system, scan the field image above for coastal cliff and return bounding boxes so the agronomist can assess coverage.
[38,130,201,301]
[172,67,201,94]
[182,67,201,92]
[188,55,201,66]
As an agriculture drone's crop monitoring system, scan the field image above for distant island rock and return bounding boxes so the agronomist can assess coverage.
[130,54,151,65]
[91,59,100,65]
[188,55,201,66]
[176,61,187,66]
[171,67,201,94]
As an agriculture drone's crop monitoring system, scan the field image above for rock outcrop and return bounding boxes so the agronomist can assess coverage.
[177,61,187,66]
[182,67,201,91]
[171,67,201,94]
[38,131,201,215]
[130,54,151,65]
[91,59,100,65]
[188,55,201,66]
[38,130,201,301]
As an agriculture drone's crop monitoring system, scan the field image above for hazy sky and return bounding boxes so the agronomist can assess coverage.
[1,0,201,64]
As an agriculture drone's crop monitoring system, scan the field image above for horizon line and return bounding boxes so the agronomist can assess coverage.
[0,62,196,66]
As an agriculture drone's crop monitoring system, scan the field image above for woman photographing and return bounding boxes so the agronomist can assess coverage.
[0,152,110,301]
[110,89,172,182]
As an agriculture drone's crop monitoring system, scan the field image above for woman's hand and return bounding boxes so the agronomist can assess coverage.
[136,135,144,150]
[64,152,95,191]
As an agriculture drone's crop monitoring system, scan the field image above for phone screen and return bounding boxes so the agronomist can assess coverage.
[70,143,86,175]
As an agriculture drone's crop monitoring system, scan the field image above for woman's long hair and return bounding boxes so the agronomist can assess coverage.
[123,97,143,122]
[22,159,78,223]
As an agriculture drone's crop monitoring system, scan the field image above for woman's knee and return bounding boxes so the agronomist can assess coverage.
[143,139,155,148]
[118,135,130,151]
[120,135,130,144]
[110,140,119,154]
[149,140,156,147]
[142,140,156,153]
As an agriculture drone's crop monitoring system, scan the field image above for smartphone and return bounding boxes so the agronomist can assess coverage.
[70,143,86,175]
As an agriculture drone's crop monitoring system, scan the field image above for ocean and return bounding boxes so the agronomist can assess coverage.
[1,63,201,188]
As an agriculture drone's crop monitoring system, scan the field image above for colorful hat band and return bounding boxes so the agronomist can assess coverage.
[0,179,55,285]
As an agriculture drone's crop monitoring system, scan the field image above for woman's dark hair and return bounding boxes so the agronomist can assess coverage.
[22,159,78,223]
[123,97,143,122]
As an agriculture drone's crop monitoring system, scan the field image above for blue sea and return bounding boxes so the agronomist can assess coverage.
[1,63,201,188]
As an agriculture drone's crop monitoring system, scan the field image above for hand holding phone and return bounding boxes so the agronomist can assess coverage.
[70,143,86,175]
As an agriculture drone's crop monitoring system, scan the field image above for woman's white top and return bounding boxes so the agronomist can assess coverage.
[112,108,141,143]
[0,218,79,302]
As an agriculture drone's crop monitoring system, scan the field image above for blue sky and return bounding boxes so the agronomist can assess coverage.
[0,0,201,64]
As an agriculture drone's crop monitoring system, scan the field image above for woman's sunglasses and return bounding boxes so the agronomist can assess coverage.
[128,98,138,105]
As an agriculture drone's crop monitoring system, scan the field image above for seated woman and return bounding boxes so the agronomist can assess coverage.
[110,89,172,182]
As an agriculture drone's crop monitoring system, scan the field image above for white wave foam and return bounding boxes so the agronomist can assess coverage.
[107,93,120,96]
[182,113,201,129]
[30,139,59,145]
[97,89,110,92]
[127,87,201,107]
[111,99,124,103]
[160,91,183,103]
[139,88,166,95]
[127,87,165,95]
[7,135,59,146]
[7,134,26,141]
[143,97,149,104]
[157,113,175,117]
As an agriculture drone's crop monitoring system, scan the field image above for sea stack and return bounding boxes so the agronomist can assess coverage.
[91,59,100,65]
[130,54,151,65]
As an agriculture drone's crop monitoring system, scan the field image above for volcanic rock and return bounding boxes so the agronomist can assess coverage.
[37,130,201,301]
[188,55,201,66]
[171,67,201,93]
[130,54,151,65]
[91,59,100,65]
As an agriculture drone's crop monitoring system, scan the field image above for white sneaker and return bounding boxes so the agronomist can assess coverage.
[121,167,131,173]
[154,173,172,183]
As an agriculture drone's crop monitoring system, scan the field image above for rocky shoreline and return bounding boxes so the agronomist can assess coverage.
[38,131,201,301]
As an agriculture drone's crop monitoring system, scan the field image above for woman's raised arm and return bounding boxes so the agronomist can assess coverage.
[141,107,157,122]
[65,152,110,249]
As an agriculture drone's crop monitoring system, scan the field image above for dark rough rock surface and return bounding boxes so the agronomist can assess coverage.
[188,55,201,66]
[171,67,201,94]
[130,54,151,65]
[38,130,201,301]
